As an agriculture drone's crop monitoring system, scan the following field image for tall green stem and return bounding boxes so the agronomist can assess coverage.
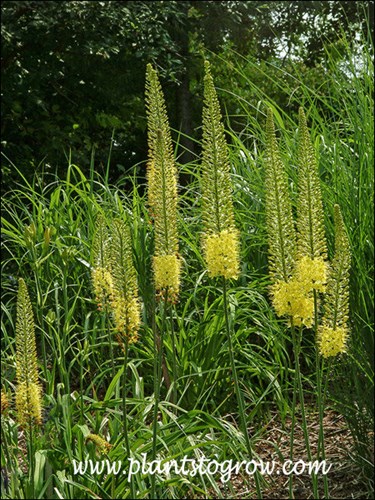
[104,313,115,379]
[27,421,35,499]
[288,322,299,499]
[122,338,135,499]
[315,290,330,499]
[294,326,318,498]
[170,306,178,406]
[289,322,319,498]
[151,289,168,499]
[222,278,262,499]
[316,352,329,498]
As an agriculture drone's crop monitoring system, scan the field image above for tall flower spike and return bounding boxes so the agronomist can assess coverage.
[264,108,296,283]
[318,204,351,358]
[145,64,180,300]
[201,60,240,279]
[91,214,110,269]
[91,214,113,311]
[15,278,42,427]
[86,433,112,455]
[296,108,327,261]
[110,219,141,345]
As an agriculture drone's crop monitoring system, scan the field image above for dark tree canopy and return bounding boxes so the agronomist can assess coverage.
[1,1,373,183]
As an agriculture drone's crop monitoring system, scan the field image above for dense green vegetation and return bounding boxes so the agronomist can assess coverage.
[2,1,373,180]
[1,2,374,499]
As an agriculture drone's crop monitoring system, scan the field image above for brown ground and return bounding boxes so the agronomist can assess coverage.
[207,407,373,499]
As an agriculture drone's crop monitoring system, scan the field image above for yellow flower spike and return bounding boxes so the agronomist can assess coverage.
[204,230,240,279]
[265,108,296,282]
[271,279,315,328]
[91,215,113,311]
[296,108,327,261]
[1,389,10,414]
[86,433,112,455]
[201,61,240,279]
[15,382,42,426]
[145,64,175,219]
[91,267,114,311]
[145,65,181,298]
[109,219,141,344]
[318,204,351,358]
[112,296,140,345]
[317,325,348,358]
[295,256,328,292]
[15,278,42,427]
[153,254,181,295]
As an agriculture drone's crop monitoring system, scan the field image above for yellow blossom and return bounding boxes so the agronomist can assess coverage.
[91,267,114,310]
[86,433,112,455]
[1,389,9,414]
[295,256,328,292]
[317,325,348,358]
[15,382,42,427]
[271,279,314,327]
[153,254,181,295]
[111,295,140,345]
[145,65,181,299]
[204,230,240,279]
[15,278,42,427]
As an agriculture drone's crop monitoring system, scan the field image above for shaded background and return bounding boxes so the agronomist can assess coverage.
[1,1,373,185]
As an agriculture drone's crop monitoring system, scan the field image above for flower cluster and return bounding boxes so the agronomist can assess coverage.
[317,205,351,358]
[112,296,141,346]
[265,109,351,359]
[91,267,114,311]
[271,279,314,327]
[145,64,181,300]
[110,219,141,345]
[270,257,328,327]
[91,216,141,347]
[317,325,348,358]
[204,230,240,279]
[86,433,112,455]
[15,382,42,427]
[153,254,181,300]
[200,61,240,280]
[15,278,42,427]
[295,256,328,293]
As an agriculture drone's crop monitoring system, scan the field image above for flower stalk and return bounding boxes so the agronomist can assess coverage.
[91,214,116,376]
[145,63,181,303]
[15,278,43,498]
[109,218,140,499]
[201,61,262,498]
[145,63,181,496]
[265,108,331,497]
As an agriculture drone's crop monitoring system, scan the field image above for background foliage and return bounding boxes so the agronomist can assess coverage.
[1,1,374,498]
[2,1,373,182]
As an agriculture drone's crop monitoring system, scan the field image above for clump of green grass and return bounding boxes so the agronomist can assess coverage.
[1,21,373,499]
[215,22,374,492]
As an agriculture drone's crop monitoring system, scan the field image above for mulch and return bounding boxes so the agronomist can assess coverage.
[209,407,373,499]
